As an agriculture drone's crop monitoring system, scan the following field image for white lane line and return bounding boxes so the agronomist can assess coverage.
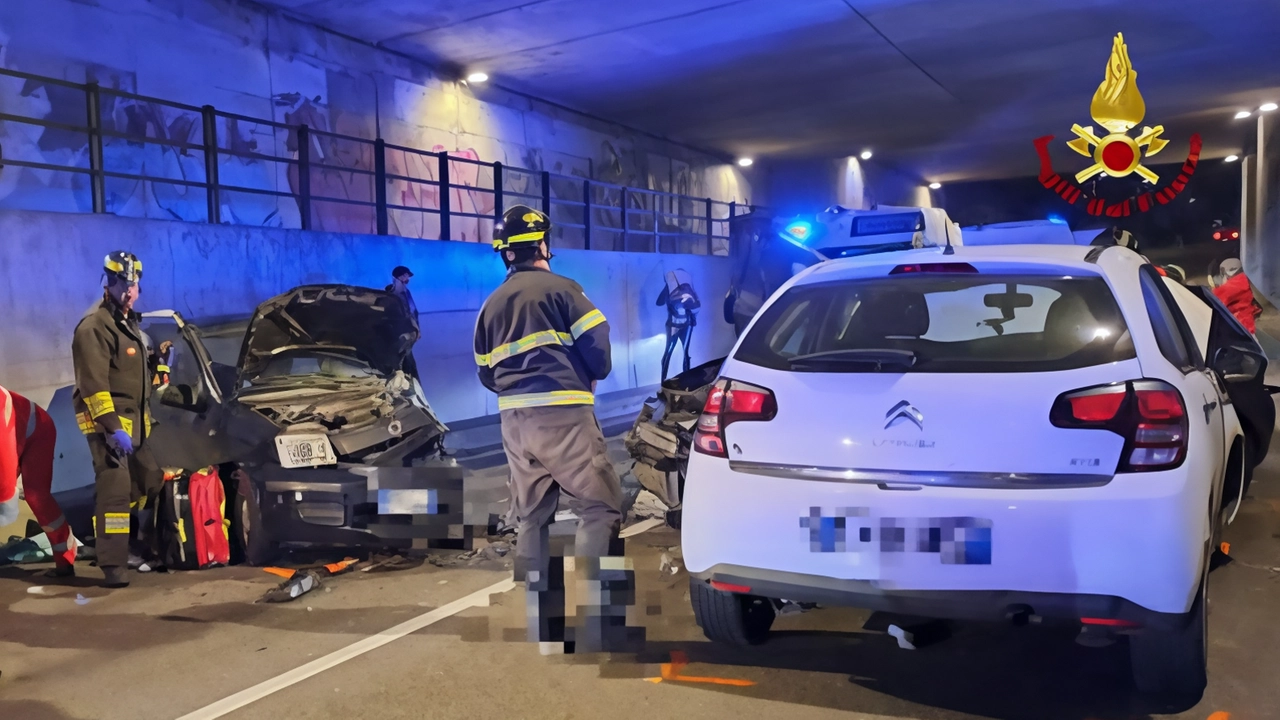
[176,578,516,720]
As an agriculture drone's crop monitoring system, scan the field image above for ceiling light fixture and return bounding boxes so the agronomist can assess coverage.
[737,158,754,167]
[1234,110,1252,119]
[1261,102,1278,112]
[1225,154,1239,162]
[465,72,490,84]
[928,182,942,190]
[859,150,873,160]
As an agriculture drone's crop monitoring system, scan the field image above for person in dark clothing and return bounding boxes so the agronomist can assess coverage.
[657,270,700,380]
[387,265,420,379]
[71,251,163,588]
[474,204,630,655]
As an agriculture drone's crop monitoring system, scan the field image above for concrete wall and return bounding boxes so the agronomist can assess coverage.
[766,156,932,218]
[0,0,756,245]
[0,209,737,422]
[1249,113,1280,306]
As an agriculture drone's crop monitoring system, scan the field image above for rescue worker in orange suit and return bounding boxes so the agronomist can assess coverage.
[1213,258,1262,336]
[72,251,162,588]
[0,387,77,575]
[474,205,631,654]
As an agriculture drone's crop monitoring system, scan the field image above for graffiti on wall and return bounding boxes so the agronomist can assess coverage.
[0,22,746,246]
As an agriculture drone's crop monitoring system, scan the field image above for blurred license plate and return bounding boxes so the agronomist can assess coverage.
[275,433,336,468]
[378,489,438,515]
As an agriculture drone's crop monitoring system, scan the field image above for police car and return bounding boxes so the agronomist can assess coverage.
[683,237,1274,699]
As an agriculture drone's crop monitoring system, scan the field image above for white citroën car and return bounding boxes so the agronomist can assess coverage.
[683,242,1274,699]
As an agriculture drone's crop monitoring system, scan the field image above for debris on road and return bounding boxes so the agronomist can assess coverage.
[888,624,916,650]
[646,650,756,687]
[260,570,322,603]
[427,541,513,568]
[658,551,681,576]
[620,517,665,539]
[629,491,669,521]
[886,619,951,649]
[74,594,90,606]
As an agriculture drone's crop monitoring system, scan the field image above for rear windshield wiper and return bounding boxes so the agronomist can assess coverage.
[787,348,917,371]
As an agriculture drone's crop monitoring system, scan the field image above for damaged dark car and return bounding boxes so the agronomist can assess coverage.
[51,285,466,565]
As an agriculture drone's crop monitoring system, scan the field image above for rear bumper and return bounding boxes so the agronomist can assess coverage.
[691,564,1190,631]
[248,460,472,551]
[682,452,1210,615]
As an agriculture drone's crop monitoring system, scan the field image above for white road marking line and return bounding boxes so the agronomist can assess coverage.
[176,578,515,720]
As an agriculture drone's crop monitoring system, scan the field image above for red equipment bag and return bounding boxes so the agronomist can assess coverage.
[159,467,231,570]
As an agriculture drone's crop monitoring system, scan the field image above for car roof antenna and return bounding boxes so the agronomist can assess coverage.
[943,220,955,255]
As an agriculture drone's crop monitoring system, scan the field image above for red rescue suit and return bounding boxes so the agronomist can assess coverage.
[1213,273,1260,335]
[0,387,76,567]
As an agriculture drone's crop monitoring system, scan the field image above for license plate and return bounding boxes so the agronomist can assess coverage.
[378,489,438,515]
[275,433,336,468]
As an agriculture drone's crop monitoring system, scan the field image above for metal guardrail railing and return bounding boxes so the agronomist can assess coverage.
[0,67,752,255]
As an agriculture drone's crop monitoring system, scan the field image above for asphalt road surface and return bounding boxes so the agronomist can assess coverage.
[2,403,1278,720]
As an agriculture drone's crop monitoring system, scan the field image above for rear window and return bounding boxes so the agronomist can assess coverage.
[735,274,1135,373]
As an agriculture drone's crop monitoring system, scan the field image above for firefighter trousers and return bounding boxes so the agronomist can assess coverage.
[20,406,76,567]
[86,434,161,568]
[500,405,623,586]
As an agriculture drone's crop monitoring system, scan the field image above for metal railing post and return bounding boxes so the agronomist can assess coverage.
[202,105,221,224]
[297,124,312,231]
[653,193,659,253]
[493,161,504,220]
[620,187,628,252]
[374,138,388,235]
[438,152,451,241]
[582,179,591,250]
[705,198,713,255]
[85,82,105,214]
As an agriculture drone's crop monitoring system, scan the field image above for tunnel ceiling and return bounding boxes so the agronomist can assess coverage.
[256,0,1280,181]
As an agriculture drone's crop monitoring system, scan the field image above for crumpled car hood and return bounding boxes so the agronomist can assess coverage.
[236,372,448,462]
[239,285,417,380]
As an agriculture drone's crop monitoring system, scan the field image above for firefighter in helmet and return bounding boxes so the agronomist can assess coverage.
[473,205,629,653]
[71,251,163,588]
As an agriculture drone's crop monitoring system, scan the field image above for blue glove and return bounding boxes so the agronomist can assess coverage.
[0,496,19,527]
[107,429,135,456]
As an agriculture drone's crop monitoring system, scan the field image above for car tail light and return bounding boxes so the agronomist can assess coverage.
[1213,231,1222,241]
[1050,380,1188,472]
[889,263,978,275]
[693,378,778,458]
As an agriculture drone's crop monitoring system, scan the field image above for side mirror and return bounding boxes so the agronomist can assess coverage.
[723,291,736,325]
[1213,345,1266,384]
[160,383,209,414]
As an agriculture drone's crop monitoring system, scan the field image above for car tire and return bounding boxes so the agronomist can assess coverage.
[236,486,279,567]
[690,578,775,646]
[1129,569,1208,699]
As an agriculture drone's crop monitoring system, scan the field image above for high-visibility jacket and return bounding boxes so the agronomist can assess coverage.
[474,266,612,411]
[0,386,18,505]
[1213,272,1260,335]
[71,297,153,443]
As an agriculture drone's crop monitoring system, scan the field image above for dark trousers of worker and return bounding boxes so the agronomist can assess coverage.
[661,324,693,381]
[21,406,76,567]
[500,404,626,650]
[86,434,162,569]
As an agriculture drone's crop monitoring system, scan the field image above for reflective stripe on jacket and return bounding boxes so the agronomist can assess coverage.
[474,266,612,409]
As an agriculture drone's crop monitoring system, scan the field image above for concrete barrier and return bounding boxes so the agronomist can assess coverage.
[0,209,737,421]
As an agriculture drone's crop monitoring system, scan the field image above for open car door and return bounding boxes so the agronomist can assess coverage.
[141,311,242,469]
[1175,285,1276,484]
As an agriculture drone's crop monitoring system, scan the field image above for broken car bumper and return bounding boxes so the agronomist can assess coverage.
[249,460,471,551]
